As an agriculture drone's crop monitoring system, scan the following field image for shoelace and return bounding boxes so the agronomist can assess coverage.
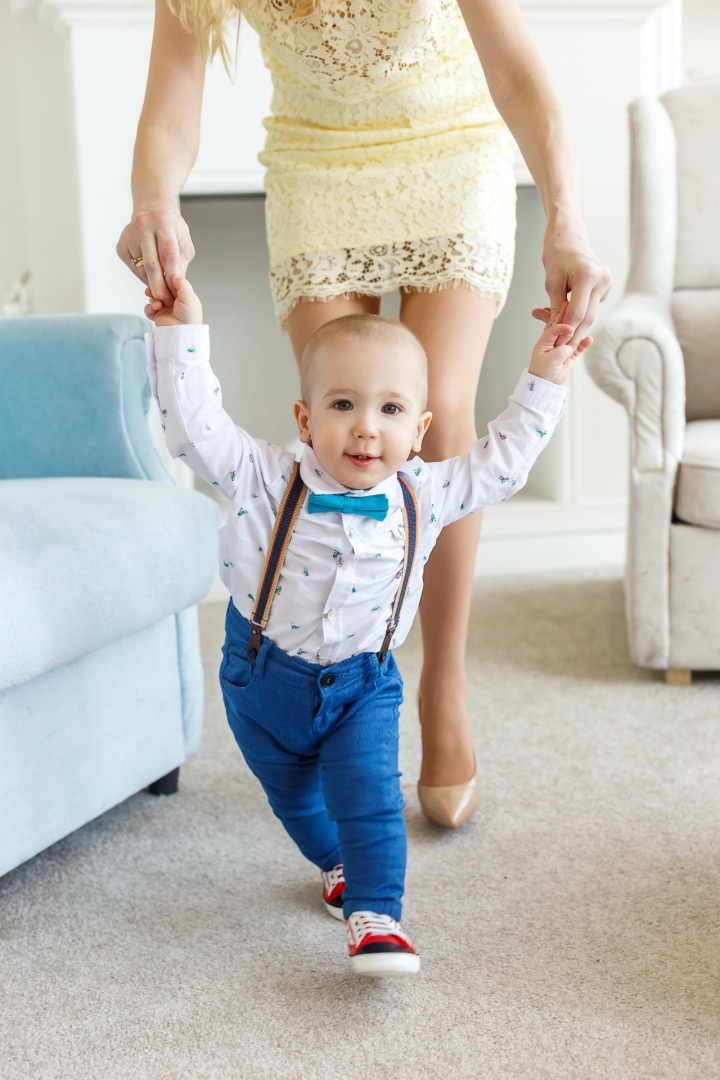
[348,911,409,945]
[323,864,345,894]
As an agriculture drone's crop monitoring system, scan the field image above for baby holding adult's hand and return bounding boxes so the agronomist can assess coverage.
[528,300,592,386]
[144,274,203,327]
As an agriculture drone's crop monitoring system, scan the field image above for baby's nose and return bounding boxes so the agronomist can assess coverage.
[352,411,378,437]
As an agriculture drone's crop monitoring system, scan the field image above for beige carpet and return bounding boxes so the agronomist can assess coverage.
[2,570,719,1080]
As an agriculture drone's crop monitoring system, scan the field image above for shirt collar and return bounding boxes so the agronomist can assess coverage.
[299,447,401,509]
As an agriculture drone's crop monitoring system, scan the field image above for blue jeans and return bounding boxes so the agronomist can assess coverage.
[219,600,407,921]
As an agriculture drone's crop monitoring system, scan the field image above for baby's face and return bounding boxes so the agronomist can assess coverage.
[294,335,432,490]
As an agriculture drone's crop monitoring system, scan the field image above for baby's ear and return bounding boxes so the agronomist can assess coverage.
[294,400,312,444]
[412,410,432,452]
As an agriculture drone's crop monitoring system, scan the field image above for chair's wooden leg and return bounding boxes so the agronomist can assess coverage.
[665,669,692,686]
[148,767,180,796]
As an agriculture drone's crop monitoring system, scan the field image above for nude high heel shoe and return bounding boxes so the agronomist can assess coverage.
[417,695,481,828]
[417,771,481,828]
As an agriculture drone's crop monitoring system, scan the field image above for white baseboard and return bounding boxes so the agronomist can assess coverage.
[475,498,627,577]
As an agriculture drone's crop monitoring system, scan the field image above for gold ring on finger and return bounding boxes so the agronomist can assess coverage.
[132,255,144,268]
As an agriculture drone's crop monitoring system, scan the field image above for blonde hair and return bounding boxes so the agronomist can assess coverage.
[169,0,322,65]
[299,314,429,407]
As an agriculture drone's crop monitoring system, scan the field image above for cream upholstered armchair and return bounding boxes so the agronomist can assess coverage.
[585,83,720,684]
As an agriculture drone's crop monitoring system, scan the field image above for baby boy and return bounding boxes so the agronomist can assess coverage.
[144,275,587,977]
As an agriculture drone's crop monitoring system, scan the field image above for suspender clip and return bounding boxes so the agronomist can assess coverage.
[377,623,395,664]
[247,621,264,663]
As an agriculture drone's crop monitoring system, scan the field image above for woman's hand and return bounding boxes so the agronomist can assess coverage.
[117,203,195,308]
[535,215,613,347]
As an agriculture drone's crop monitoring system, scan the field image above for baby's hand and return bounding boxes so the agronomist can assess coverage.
[144,273,203,327]
[528,301,592,386]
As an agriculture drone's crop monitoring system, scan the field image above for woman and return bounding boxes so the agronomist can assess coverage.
[118,0,611,828]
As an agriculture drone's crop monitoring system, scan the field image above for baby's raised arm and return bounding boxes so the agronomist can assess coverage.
[422,307,583,527]
[146,277,249,499]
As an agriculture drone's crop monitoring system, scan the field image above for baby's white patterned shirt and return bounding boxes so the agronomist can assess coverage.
[148,325,568,664]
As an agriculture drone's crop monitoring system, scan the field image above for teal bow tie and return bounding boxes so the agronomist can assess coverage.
[307,491,389,521]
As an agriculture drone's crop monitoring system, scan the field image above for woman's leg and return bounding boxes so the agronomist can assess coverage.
[286,295,381,361]
[399,287,496,789]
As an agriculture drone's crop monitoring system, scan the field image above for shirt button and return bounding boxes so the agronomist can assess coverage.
[325,610,338,620]
[320,673,335,688]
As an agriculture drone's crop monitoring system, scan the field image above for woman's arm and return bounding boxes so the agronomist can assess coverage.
[116,0,206,304]
[457,0,612,342]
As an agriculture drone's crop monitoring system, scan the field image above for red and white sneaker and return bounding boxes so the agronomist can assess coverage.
[346,911,420,977]
[322,864,345,920]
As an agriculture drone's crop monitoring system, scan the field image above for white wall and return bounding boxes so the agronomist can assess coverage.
[683,0,720,82]
[4,1,86,312]
[0,0,29,309]
[5,0,155,314]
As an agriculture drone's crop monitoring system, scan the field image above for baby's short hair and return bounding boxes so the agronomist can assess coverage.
[300,314,428,407]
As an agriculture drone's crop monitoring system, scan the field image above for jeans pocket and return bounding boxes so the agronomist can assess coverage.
[220,644,256,692]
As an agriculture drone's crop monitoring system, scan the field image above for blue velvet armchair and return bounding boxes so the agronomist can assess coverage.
[0,314,220,877]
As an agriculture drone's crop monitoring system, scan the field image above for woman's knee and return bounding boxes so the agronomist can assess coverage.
[421,394,478,459]
[286,294,381,364]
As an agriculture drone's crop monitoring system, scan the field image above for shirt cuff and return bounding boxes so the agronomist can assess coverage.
[512,369,569,416]
[153,324,210,363]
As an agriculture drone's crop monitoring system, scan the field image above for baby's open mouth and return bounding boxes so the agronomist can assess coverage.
[347,453,378,467]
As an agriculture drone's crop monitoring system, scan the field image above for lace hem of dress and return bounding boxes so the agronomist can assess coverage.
[271,234,514,328]
[283,280,503,322]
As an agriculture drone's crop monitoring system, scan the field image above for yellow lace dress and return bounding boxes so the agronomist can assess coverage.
[241,0,518,328]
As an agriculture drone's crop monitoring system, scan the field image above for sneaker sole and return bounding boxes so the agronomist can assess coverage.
[324,901,345,921]
[351,953,421,977]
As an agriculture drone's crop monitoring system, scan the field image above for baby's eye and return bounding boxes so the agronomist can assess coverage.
[382,403,402,415]
[332,400,353,411]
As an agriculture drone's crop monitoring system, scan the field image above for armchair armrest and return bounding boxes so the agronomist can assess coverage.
[586,292,688,670]
[0,313,170,482]
[585,292,686,472]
